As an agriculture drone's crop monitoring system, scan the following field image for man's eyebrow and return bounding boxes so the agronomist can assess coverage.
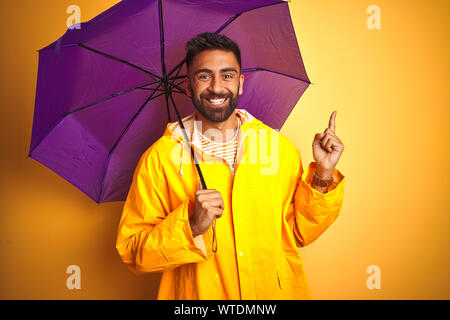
[193,68,239,75]
[193,68,212,76]
[220,68,238,73]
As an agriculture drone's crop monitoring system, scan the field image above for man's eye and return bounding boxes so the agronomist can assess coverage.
[224,74,233,79]
[199,74,210,80]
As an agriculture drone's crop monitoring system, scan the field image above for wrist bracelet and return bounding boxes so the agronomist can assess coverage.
[312,171,334,188]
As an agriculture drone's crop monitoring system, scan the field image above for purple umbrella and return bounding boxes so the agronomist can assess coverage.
[29,0,310,203]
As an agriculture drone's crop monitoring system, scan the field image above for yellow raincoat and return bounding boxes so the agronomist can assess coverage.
[116,109,345,299]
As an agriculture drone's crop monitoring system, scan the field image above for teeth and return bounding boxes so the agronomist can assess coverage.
[208,98,226,105]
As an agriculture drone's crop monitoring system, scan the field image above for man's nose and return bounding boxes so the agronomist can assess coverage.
[208,76,225,94]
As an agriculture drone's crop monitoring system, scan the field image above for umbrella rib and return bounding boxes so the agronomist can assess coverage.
[28,80,161,157]
[166,80,188,96]
[134,80,165,90]
[167,79,187,94]
[214,13,242,34]
[166,58,187,85]
[77,43,162,82]
[167,61,185,90]
[139,87,183,94]
[158,0,171,123]
[166,59,186,80]
[241,67,311,84]
[97,86,165,202]
[172,60,184,79]
[215,1,288,35]
[169,75,187,81]
[158,0,167,79]
[67,80,162,115]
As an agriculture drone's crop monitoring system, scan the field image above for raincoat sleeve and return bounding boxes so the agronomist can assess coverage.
[291,156,345,247]
[115,147,215,274]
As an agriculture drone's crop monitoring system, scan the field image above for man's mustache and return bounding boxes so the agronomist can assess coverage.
[200,93,232,100]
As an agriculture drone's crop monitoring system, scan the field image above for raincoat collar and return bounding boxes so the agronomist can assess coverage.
[164,108,261,177]
[164,108,260,148]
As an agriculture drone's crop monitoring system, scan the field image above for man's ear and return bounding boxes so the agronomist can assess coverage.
[186,79,191,97]
[238,73,244,95]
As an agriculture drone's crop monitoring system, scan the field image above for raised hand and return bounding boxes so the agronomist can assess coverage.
[312,111,344,178]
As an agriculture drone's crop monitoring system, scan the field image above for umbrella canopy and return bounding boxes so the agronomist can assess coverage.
[29,0,310,203]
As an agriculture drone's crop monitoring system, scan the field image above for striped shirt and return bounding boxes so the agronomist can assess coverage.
[196,116,241,175]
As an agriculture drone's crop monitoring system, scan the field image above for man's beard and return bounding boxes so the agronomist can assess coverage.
[190,84,240,123]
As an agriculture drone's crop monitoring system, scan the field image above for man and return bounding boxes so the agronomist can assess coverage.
[116,32,345,299]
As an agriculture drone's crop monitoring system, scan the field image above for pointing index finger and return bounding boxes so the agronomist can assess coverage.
[328,110,337,133]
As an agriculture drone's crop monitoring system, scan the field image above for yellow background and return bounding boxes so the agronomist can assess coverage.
[0,0,448,299]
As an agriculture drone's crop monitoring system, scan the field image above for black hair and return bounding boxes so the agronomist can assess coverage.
[185,32,241,70]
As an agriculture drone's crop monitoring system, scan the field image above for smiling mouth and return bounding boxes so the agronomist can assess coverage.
[205,97,228,107]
